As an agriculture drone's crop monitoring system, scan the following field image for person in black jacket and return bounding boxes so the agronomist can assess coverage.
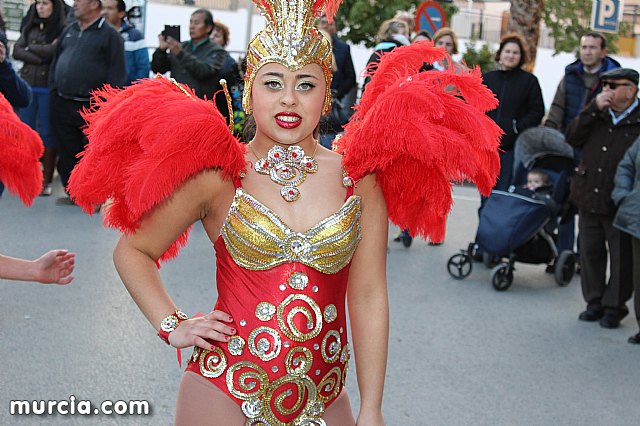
[483,32,545,191]
[49,0,125,201]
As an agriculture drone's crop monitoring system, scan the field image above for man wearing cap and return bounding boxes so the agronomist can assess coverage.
[565,67,638,329]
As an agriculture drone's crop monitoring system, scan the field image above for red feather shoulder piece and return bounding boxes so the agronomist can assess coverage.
[67,76,246,264]
[337,42,502,243]
[0,93,43,206]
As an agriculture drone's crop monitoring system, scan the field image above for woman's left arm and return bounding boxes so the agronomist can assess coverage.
[348,173,389,426]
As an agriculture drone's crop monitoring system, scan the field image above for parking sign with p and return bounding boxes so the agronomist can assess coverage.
[591,0,623,33]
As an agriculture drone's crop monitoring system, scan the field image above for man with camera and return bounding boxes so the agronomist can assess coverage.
[151,9,227,118]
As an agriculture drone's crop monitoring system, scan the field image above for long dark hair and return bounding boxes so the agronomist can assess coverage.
[21,0,66,43]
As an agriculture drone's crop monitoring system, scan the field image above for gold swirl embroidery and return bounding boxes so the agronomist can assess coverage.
[277,294,323,342]
[285,347,313,376]
[226,361,269,399]
[198,346,227,378]
[262,374,318,423]
[317,367,342,403]
[248,326,282,361]
[321,330,341,364]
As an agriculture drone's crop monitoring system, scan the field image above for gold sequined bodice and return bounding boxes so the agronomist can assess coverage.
[220,188,362,274]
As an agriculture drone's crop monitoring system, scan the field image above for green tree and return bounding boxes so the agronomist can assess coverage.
[543,0,627,54]
[462,41,495,73]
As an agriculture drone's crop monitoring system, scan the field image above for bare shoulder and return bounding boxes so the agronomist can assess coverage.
[354,173,383,199]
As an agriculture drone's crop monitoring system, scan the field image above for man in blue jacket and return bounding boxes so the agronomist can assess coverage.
[103,0,150,85]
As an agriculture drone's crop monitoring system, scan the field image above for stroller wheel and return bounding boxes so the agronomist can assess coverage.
[447,253,472,280]
[482,252,499,269]
[491,264,513,291]
[554,250,575,286]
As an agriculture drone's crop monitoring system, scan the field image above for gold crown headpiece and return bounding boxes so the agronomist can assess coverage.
[242,0,341,115]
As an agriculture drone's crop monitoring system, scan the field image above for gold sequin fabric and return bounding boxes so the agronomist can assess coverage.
[221,188,362,274]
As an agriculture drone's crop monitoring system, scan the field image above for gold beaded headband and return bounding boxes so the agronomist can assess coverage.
[242,0,341,115]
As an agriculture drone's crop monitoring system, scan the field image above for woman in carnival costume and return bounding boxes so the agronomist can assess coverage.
[68,0,502,424]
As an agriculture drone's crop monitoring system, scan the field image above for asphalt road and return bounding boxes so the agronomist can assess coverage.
[1,183,638,425]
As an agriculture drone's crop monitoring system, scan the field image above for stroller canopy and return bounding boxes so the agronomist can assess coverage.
[514,127,574,169]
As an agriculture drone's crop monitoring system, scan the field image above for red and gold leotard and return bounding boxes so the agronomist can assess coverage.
[186,178,361,425]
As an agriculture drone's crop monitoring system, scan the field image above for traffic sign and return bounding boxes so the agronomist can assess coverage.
[415,1,448,36]
[590,0,623,34]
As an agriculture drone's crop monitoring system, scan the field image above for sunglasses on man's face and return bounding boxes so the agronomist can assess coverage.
[602,81,634,89]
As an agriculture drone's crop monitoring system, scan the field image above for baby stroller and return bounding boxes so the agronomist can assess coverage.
[447,128,577,291]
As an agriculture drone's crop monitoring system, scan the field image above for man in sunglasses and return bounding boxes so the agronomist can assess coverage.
[565,68,638,331]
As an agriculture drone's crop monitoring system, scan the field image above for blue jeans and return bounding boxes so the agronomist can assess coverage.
[19,86,57,148]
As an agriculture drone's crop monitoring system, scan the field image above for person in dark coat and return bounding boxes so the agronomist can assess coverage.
[482,33,545,191]
[612,137,640,343]
[565,68,639,329]
[13,0,66,196]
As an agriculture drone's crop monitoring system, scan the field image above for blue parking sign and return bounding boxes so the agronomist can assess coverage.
[591,0,623,33]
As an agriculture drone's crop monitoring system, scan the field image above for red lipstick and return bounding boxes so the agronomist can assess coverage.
[275,112,302,129]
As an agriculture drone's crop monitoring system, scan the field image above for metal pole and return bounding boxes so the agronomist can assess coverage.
[245,3,254,49]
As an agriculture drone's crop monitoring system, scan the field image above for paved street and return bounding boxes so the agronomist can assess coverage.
[1,183,638,425]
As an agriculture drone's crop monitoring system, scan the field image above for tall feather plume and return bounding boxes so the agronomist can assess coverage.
[0,94,43,206]
[338,42,502,242]
[68,77,246,264]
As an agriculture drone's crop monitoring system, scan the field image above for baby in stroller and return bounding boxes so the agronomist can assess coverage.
[447,128,576,291]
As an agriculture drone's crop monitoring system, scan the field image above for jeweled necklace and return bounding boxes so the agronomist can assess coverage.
[248,142,319,202]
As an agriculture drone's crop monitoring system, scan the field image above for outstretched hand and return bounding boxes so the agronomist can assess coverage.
[168,310,236,349]
[34,250,76,285]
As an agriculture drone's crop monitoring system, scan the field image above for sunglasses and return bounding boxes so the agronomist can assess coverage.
[602,81,634,89]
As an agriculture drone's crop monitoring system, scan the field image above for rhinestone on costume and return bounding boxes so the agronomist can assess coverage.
[240,320,247,327]
[315,369,321,376]
[288,271,309,290]
[284,341,290,348]
[309,401,325,417]
[228,336,245,356]
[323,304,337,323]
[313,343,320,350]
[283,233,312,259]
[312,286,318,293]
[342,175,354,188]
[241,399,262,419]
[340,345,351,364]
[279,284,287,291]
[272,365,279,373]
[255,302,276,321]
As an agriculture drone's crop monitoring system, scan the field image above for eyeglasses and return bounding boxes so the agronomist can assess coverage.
[602,81,634,89]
